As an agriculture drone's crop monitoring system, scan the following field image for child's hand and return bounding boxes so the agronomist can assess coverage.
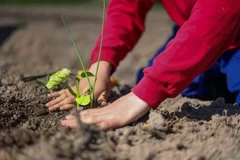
[61,92,151,130]
[46,87,76,111]
[45,61,113,111]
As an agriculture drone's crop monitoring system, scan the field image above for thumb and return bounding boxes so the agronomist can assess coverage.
[97,89,111,106]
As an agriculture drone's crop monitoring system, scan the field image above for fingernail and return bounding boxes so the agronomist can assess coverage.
[49,107,54,111]
[60,120,66,126]
[47,101,52,105]
[65,115,73,119]
[65,115,70,119]
[101,102,107,107]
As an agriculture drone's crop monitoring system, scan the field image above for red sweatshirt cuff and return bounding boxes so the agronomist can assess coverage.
[89,48,119,74]
[131,76,168,109]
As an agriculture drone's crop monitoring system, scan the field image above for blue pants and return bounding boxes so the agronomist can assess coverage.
[136,25,240,105]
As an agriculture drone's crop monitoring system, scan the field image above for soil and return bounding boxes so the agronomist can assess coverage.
[0,6,240,160]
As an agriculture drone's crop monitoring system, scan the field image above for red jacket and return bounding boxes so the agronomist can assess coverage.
[90,0,240,109]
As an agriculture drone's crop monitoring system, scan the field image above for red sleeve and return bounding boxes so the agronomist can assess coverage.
[132,0,240,109]
[90,0,156,72]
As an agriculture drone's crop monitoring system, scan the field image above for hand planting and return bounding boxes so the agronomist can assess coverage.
[45,0,106,109]
[46,68,95,109]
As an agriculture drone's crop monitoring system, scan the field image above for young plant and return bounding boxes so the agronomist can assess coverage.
[45,0,106,109]
[45,68,94,108]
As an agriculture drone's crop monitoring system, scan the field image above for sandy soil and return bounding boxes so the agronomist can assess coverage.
[0,5,240,160]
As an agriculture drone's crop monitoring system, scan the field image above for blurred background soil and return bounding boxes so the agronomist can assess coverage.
[0,1,240,160]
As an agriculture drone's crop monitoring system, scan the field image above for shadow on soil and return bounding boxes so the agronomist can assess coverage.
[0,26,19,45]
[176,99,240,121]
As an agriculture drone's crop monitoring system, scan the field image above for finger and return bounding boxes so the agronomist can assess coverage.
[80,113,103,124]
[97,99,108,107]
[48,105,59,112]
[98,121,112,131]
[57,96,75,106]
[47,90,63,98]
[97,88,111,104]
[98,90,110,100]
[65,115,75,120]
[65,110,93,121]
[60,104,75,111]
[90,81,107,99]
[48,96,74,111]
[49,98,74,111]
[79,78,94,93]
[97,91,111,107]
[79,108,108,118]
[61,119,77,128]
[47,92,59,98]
[46,94,66,107]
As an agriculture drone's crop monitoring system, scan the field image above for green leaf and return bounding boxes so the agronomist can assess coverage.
[36,79,46,86]
[46,68,71,89]
[46,74,50,81]
[80,71,94,79]
[75,95,91,106]
[37,76,49,88]
[67,85,77,97]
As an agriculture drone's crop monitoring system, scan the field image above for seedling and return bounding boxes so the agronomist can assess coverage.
[36,73,68,91]
[45,68,94,108]
[45,0,106,109]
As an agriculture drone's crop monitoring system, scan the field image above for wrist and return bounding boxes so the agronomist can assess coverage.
[131,76,168,109]
[89,61,113,77]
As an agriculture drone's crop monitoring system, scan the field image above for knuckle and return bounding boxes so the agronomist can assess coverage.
[70,96,75,101]
[97,99,103,105]
[63,90,68,96]
[65,97,73,103]
[60,104,71,110]
[60,94,66,99]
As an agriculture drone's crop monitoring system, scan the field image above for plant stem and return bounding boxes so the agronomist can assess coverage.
[61,16,94,105]
[76,80,80,109]
[93,0,106,99]
[68,76,80,108]
[76,80,80,97]
[67,85,77,97]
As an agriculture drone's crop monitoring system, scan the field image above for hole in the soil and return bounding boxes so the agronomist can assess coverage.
[151,130,167,139]
[109,136,118,145]
[177,125,183,130]
[0,25,19,46]
[210,132,215,137]
[176,144,187,150]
